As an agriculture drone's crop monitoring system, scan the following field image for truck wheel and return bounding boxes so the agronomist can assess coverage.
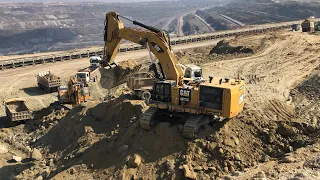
[141,91,151,101]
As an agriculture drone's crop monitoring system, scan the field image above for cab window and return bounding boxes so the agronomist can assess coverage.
[185,69,191,78]
[194,70,202,78]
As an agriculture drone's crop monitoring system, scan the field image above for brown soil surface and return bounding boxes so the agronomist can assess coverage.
[0,31,319,180]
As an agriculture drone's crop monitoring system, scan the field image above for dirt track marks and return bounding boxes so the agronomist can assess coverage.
[203,32,320,120]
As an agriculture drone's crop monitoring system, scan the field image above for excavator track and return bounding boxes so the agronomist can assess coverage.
[140,107,158,130]
[183,115,210,139]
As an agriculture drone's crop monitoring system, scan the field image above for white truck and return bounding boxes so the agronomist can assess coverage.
[127,64,203,100]
[37,71,61,93]
[76,56,101,86]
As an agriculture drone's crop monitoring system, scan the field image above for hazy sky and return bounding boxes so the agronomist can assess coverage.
[0,0,171,2]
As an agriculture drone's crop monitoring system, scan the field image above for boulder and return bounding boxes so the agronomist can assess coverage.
[0,144,8,154]
[166,159,175,171]
[182,164,197,179]
[12,155,22,162]
[129,154,142,168]
[31,148,43,161]
[206,142,217,153]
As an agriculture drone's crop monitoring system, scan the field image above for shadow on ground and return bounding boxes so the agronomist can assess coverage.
[23,87,47,96]
[0,162,35,179]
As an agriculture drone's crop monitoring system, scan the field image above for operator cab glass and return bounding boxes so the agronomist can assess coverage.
[58,86,68,91]
[185,68,202,79]
[90,59,100,64]
[185,69,192,78]
[194,69,202,78]
[77,73,86,79]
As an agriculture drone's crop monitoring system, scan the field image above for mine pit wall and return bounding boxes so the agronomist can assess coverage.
[0,23,294,70]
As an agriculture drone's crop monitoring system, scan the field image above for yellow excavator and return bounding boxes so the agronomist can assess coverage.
[57,76,90,105]
[101,12,246,138]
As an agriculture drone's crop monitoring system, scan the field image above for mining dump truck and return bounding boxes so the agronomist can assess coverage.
[301,19,315,32]
[127,72,155,100]
[127,64,203,100]
[291,24,301,31]
[315,22,320,31]
[4,98,32,122]
[76,67,99,87]
[37,71,61,92]
[76,56,101,86]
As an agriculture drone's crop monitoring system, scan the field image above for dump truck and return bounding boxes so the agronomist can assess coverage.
[127,72,155,100]
[301,19,315,32]
[291,24,301,31]
[37,71,61,92]
[4,98,32,122]
[127,64,203,100]
[76,56,101,86]
[76,67,100,86]
[315,22,320,31]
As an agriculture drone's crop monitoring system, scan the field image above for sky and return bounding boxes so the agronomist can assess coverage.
[0,0,169,2]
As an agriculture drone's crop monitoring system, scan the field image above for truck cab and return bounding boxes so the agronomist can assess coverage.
[76,71,90,86]
[76,56,101,86]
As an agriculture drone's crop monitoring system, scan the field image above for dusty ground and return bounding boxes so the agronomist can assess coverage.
[0,31,319,180]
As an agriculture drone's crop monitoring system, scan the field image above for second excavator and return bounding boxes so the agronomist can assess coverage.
[58,77,90,105]
[101,12,246,138]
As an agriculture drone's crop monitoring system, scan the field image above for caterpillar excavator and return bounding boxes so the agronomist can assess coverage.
[101,12,246,138]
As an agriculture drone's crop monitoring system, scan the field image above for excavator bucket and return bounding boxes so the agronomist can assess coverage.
[99,59,142,89]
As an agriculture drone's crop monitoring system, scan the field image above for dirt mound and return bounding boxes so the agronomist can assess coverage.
[210,40,254,55]
[18,91,316,179]
[176,34,269,65]
[25,93,189,179]
[99,59,141,89]
[290,69,320,128]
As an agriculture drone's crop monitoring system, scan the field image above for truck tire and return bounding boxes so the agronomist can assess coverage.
[141,91,151,100]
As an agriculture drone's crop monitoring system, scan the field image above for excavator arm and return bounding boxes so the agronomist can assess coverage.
[102,12,184,85]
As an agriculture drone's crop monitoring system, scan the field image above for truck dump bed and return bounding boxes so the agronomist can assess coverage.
[5,99,31,121]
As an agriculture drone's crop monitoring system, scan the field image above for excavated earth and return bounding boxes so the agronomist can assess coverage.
[0,31,319,180]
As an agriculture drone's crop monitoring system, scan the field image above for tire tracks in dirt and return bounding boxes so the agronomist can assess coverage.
[202,32,320,121]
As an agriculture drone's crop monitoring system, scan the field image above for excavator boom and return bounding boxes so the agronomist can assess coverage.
[102,12,184,85]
